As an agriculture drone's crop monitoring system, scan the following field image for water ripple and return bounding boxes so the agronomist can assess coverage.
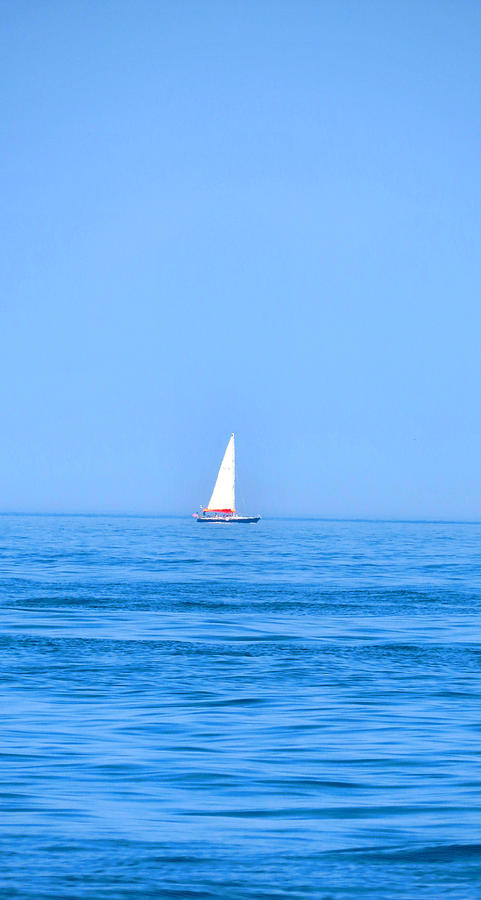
[1,516,481,897]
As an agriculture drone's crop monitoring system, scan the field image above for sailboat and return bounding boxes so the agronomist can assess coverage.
[194,434,261,523]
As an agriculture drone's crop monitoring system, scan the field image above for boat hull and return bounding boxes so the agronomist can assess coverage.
[196,515,260,524]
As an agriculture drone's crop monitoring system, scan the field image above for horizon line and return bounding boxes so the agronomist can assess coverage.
[0,512,480,525]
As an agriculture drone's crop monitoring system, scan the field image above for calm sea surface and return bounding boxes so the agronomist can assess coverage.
[1,516,481,898]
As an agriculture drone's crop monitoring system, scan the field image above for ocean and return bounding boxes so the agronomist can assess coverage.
[1,515,481,899]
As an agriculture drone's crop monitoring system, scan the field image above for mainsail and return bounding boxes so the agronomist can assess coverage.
[205,434,235,512]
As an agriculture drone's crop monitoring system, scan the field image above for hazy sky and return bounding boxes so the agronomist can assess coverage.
[1,1,480,517]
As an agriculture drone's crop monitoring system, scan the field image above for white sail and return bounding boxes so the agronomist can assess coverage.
[206,434,235,511]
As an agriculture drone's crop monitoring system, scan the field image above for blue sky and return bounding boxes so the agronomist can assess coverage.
[1,1,480,517]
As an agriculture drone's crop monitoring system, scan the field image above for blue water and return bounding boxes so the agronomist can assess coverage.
[1,516,481,898]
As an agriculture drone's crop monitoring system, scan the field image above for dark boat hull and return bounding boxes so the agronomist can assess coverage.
[196,515,260,524]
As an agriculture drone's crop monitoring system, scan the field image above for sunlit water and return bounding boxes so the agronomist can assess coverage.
[1,515,481,898]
